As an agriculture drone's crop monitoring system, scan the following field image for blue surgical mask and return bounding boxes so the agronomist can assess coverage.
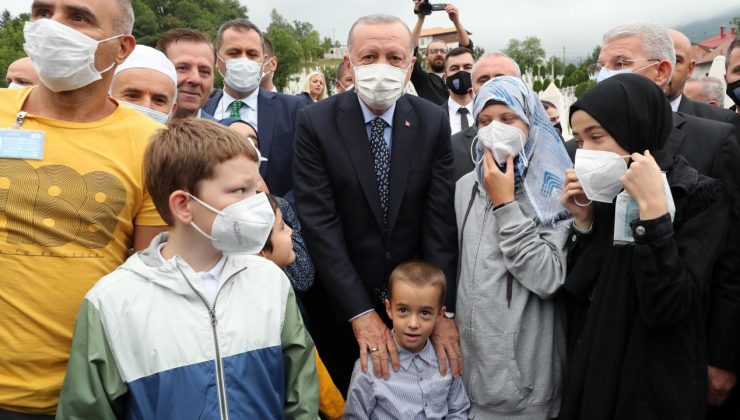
[7,82,25,89]
[118,100,171,125]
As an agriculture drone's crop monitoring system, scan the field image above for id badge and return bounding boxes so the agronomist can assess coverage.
[613,173,675,245]
[0,128,45,160]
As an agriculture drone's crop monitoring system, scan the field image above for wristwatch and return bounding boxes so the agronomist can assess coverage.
[443,312,455,320]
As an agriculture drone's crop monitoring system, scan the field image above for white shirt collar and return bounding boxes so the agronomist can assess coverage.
[156,242,227,279]
[447,96,472,114]
[223,88,259,111]
[670,94,682,113]
[358,96,396,128]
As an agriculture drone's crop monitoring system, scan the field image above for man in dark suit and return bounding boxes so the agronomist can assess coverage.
[293,14,460,394]
[588,24,740,418]
[667,30,740,138]
[451,52,522,181]
[409,2,473,105]
[201,19,305,197]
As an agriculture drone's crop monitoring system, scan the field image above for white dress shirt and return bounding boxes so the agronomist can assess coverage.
[212,88,260,130]
[157,243,227,304]
[670,95,682,113]
[448,97,473,135]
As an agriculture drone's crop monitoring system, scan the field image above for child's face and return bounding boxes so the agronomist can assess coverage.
[384,281,444,353]
[189,155,259,236]
[261,208,295,268]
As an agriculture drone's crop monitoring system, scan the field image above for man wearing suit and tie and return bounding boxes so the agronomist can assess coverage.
[202,19,305,197]
[293,14,460,394]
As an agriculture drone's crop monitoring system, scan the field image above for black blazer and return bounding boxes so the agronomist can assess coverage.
[678,95,740,141]
[451,126,476,182]
[293,91,458,320]
[202,88,306,197]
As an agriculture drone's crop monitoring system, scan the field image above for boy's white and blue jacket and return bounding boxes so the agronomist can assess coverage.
[56,233,318,419]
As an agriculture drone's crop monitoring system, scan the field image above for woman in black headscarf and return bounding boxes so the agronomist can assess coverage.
[558,73,736,420]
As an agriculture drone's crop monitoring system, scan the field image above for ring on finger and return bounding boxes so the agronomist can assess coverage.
[370,347,379,353]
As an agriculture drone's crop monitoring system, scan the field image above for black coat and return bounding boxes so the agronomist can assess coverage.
[202,88,306,197]
[561,157,734,420]
[293,91,458,319]
[678,95,740,141]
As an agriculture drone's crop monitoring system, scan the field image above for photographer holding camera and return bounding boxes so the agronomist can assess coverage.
[411,1,474,105]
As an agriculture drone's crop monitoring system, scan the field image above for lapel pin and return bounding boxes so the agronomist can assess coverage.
[405,120,411,128]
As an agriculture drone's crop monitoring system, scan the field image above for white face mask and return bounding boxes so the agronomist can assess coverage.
[118,100,171,125]
[187,192,275,255]
[7,82,26,89]
[471,120,528,166]
[23,19,122,92]
[574,149,629,203]
[219,56,264,93]
[596,61,660,83]
[351,61,408,111]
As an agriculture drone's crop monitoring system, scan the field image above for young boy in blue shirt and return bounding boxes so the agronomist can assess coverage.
[344,261,470,419]
[57,119,318,419]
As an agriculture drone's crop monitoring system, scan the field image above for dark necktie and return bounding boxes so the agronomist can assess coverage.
[458,107,470,130]
[229,100,244,119]
[369,117,390,225]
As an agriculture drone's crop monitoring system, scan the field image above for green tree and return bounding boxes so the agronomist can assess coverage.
[575,80,596,98]
[472,46,485,60]
[0,10,29,87]
[267,10,303,91]
[532,80,543,92]
[503,36,545,74]
[132,0,248,46]
[321,37,333,54]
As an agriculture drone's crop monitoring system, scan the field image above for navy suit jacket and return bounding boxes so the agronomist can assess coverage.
[202,88,306,197]
[293,91,458,320]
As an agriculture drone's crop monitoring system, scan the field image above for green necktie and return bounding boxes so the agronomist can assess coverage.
[229,100,244,119]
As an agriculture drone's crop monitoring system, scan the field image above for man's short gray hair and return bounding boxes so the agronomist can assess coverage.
[603,22,676,71]
[690,76,726,104]
[347,14,413,54]
[114,0,134,34]
[473,52,522,77]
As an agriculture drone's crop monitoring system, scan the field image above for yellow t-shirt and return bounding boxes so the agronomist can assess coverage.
[0,87,166,414]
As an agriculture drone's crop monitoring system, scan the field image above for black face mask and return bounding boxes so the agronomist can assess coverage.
[727,79,740,108]
[445,71,472,96]
[553,122,563,135]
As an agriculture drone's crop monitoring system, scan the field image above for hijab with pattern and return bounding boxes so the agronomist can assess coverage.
[472,76,573,224]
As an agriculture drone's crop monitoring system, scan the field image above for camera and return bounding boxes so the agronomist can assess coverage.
[414,0,448,16]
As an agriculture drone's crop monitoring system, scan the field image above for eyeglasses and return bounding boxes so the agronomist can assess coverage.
[592,57,660,72]
[427,48,448,55]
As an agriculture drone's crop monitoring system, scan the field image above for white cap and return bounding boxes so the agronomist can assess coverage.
[114,45,177,91]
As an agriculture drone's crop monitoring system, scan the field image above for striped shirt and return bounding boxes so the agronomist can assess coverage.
[344,333,470,419]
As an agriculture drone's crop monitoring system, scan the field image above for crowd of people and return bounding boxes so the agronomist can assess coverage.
[2,0,740,419]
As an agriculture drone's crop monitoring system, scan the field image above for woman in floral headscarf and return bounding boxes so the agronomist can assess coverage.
[454,76,572,419]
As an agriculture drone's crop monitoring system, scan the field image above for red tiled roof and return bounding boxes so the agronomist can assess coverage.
[697,27,738,49]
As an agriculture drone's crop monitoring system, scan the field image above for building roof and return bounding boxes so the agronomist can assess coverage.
[697,26,738,49]
[419,26,473,37]
[696,37,735,65]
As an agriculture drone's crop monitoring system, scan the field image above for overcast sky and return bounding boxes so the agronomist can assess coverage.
[5,1,736,63]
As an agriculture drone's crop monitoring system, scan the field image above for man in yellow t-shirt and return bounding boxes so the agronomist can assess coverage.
[0,0,167,417]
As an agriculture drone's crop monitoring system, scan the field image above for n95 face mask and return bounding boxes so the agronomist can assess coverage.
[574,149,628,203]
[23,19,122,92]
[188,192,275,255]
[471,120,527,166]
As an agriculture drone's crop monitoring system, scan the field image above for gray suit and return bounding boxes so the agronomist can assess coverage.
[452,126,476,182]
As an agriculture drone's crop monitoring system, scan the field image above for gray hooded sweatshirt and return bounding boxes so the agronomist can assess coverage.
[454,171,570,420]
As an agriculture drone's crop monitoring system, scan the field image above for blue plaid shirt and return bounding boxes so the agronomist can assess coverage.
[344,332,470,419]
